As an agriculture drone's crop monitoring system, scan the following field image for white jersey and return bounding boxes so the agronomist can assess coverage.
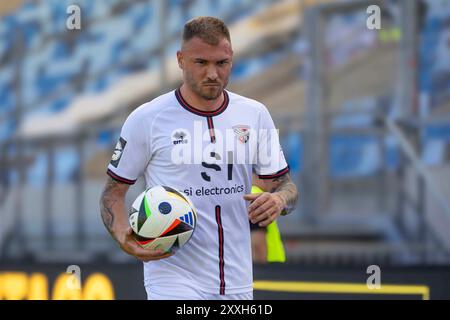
[107,89,289,295]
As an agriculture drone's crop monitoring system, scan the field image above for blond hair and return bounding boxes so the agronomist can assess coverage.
[182,16,231,46]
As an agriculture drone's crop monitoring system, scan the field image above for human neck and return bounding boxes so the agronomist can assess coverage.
[179,84,224,112]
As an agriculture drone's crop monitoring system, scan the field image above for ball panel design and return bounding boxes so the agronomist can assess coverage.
[176,230,195,247]
[166,191,189,204]
[158,202,172,215]
[141,235,178,251]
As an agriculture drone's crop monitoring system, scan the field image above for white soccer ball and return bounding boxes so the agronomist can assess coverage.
[129,185,197,253]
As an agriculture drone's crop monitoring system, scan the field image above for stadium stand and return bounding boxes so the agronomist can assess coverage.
[1,0,450,267]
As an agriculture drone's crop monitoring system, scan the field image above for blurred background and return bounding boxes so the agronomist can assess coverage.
[1,0,450,299]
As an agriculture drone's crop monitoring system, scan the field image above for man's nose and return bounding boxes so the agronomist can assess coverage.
[206,65,218,81]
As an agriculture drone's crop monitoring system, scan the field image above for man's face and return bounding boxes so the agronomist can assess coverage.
[177,37,233,101]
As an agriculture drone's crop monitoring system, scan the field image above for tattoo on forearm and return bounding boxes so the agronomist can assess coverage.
[101,199,116,232]
[100,178,121,239]
[271,174,298,215]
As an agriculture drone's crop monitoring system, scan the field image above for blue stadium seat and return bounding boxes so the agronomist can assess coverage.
[0,120,15,142]
[330,135,380,178]
[0,66,14,115]
[422,139,446,166]
[281,133,302,174]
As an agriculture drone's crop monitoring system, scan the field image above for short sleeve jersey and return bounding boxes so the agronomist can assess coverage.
[107,89,289,295]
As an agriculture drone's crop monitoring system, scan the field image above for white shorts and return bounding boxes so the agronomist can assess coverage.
[145,283,253,300]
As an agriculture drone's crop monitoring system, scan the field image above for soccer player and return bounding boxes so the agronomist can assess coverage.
[100,16,298,300]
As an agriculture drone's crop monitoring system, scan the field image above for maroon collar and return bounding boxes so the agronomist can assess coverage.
[175,88,229,117]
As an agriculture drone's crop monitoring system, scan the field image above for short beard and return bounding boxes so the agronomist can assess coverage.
[199,87,222,100]
[186,74,228,101]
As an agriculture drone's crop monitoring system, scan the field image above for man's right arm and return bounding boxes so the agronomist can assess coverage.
[100,177,173,262]
[100,177,129,241]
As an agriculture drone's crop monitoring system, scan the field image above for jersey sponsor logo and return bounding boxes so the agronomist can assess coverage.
[201,152,222,182]
[183,185,245,197]
[233,125,250,144]
[172,130,189,145]
[110,137,127,168]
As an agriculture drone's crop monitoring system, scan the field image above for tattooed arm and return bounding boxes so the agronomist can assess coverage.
[254,173,298,216]
[100,177,173,261]
[244,173,298,227]
[100,177,129,240]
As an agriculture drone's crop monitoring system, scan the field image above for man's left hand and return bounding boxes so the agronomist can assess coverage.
[243,192,286,227]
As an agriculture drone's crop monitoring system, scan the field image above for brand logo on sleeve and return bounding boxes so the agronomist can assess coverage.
[110,137,127,168]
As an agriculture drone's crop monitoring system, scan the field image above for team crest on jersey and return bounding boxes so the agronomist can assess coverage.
[172,130,189,145]
[233,125,250,144]
[110,137,127,168]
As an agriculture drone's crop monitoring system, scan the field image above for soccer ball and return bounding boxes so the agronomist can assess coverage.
[129,185,197,253]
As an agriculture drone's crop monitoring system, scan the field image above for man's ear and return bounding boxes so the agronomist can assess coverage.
[177,51,184,69]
